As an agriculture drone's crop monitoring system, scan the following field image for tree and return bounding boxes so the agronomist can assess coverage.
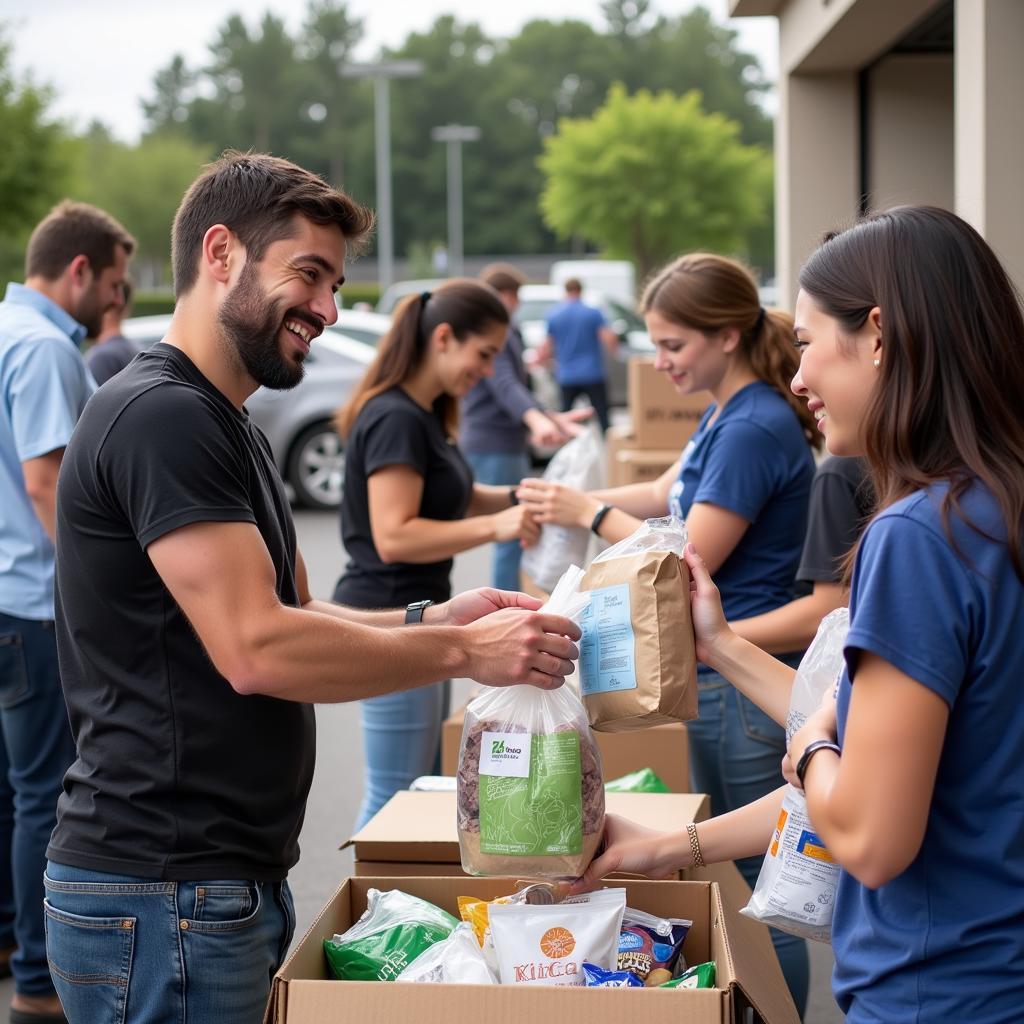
[539,85,771,282]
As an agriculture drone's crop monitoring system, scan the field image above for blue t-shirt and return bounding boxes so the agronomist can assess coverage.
[833,482,1024,1023]
[545,299,607,386]
[0,283,93,619]
[668,380,813,626]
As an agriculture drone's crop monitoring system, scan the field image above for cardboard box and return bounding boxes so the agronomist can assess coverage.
[605,423,634,486]
[266,872,800,1024]
[344,790,708,877]
[442,704,691,792]
[613,446,680,485]
[628,358,711,449]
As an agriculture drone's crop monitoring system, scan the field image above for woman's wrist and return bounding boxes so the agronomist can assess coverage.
[579,496,603,529]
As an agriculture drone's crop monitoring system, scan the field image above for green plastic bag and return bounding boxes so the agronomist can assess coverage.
[604,767,671,794]
[660,960,716,989]
[324,889,458,981]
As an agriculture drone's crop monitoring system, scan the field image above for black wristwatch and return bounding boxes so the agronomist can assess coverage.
[404,599,434,624]
[795,739,841,787]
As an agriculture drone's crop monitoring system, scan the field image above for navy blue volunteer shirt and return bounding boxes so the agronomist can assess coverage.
[834,481,1024,1022]
[669,380,814,623]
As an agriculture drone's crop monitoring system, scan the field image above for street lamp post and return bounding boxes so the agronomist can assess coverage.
[340,59,424,292]
[431,124,481,278]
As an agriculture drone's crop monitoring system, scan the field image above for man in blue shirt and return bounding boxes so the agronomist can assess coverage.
[0,200,133,1022]
[539,278,620,432]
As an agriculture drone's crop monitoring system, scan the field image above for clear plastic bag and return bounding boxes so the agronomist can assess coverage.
[589,515,689,563]
[521,429,603,593]
[395,922,497,984]
[457,567,605,879]
[740,608,850,942]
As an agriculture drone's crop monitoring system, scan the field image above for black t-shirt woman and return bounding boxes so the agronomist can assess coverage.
[333,281,539,828]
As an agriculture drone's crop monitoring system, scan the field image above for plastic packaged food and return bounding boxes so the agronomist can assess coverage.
[617,907,691,980]
[604,767,671,794]
[489,887,627,987]
[458,567,605,879]
[581,962,644,987]
[395,923,496,985]
[661,960,716,989]
[323,889,458,981]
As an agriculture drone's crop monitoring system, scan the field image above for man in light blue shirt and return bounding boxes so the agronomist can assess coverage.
[0,200,132,1022]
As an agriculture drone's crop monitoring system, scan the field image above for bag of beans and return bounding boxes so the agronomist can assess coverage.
[458,567,604,879]
[578,516,697,732]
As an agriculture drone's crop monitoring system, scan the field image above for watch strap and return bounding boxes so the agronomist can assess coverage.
[795,739,841,787]
[404,599,434,625]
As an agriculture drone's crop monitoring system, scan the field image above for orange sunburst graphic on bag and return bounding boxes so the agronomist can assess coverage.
[539,926,576,959]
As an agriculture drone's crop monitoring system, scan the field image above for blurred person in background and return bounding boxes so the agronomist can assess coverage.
[84,278,140,385]
[520,252,820,1014]
[460,262,589,590]
[335,280,544,829]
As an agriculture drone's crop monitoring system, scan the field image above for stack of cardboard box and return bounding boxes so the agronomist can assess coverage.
[607,359,711,486]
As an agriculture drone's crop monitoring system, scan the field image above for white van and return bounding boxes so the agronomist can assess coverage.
[549,259,636,307]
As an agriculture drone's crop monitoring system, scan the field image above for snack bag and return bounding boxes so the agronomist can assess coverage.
[604,767,671,794]
[662,961,716,989]
[740,608,850,943]
[324,889,458,981]
[395,923,497,985]
[581,962,644,987]
[578,516,697,732]
[458,567,605,879]
[521,429,603,593]
[489,887,627,986]
[617,907,691,980]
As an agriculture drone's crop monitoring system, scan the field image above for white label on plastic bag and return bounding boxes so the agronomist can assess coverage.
[480,732,532,778]
[579,584,637,694]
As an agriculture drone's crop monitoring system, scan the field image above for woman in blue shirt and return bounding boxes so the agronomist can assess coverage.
[519,253,821,1011]
[578,207,1024,1023]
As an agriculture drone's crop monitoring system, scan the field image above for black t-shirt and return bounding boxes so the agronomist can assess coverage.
[797,456,874,583]
[50,343,315,882]
[335,386,473,608]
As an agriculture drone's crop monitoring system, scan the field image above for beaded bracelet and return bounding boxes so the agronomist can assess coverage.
[686,822,705,868]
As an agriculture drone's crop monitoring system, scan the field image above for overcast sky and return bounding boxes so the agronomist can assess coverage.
[1,0,777,141]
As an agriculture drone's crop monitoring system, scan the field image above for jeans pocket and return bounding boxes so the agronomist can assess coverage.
[182,881,262,933]
[0,632,30,709]
[192,883,254,923]
[277,883,296,967]
[736,692,786,750]
[43,901,134,1024]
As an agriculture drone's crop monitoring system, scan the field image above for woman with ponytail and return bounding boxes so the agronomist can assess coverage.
[519,252,819,1012]
[334,280,540,828]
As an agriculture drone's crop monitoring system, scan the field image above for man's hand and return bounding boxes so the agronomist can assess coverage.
[462,607,580,690]
[434,588,543,627]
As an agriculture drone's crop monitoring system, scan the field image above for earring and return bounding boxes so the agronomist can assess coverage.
[873,358,881,368]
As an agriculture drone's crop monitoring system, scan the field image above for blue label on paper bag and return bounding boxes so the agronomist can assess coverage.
[579,584,638,695]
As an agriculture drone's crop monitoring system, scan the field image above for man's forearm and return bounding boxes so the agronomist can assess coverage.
[29,491,58,544]
[303,599,406,628]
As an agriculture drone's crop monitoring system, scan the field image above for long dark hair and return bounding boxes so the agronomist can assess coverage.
[337,279,508,439]
[799,205,1024,581]
[641,252,821,450]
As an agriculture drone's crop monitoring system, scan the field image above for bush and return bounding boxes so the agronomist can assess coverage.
[130,291,176,317]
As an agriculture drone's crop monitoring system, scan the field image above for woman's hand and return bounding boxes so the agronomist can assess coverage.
[569,815,683,893]
[516,478,600,529]
[490,504,541,546]
[682,543,735,665]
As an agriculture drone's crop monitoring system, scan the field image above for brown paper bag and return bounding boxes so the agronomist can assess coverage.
[578,518,698,732]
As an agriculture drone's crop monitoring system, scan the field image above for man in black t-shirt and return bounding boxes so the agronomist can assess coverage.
[46,153,581,1024]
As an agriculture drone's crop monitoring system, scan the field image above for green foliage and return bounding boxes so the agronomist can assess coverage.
[539,85,771,282]
[129,291,177,317]
[338,282,380,307]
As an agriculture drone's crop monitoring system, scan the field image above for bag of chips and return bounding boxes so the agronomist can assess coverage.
[740,608,850,943]
[661,961,716,989]
[578,517,697,732]
[324,889,457,981]
[395,922,496,985]
[458,567,605,879]
[617,907,691,980]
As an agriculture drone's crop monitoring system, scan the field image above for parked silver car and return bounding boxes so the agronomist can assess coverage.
[120,314,384,509]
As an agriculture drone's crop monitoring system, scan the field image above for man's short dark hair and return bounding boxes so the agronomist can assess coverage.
[172,151,376,296]
[25,201,135,281]
[564,277,583,294]
[480,262,526,295]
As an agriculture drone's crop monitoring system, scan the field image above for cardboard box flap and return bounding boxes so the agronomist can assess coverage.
[693,863,801,1024]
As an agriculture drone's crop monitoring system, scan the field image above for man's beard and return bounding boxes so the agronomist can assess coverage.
[218,262,306,391]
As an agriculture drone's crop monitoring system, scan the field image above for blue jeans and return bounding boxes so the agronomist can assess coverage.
[355,679,449,830]
[44,861,295,1024]
[687,659,810,1018]
[465,450,532,592]
[0,611,77,996]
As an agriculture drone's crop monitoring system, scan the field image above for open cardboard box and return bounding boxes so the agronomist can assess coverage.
[266,872,799,1024]
[343,790,709,877]
[442,703,691,793]
[628,359,711,449]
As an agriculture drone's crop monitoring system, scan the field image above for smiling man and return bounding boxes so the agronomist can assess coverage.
[44,153,580,1024]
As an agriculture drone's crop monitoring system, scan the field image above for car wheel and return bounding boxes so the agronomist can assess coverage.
[287,421,345,509]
